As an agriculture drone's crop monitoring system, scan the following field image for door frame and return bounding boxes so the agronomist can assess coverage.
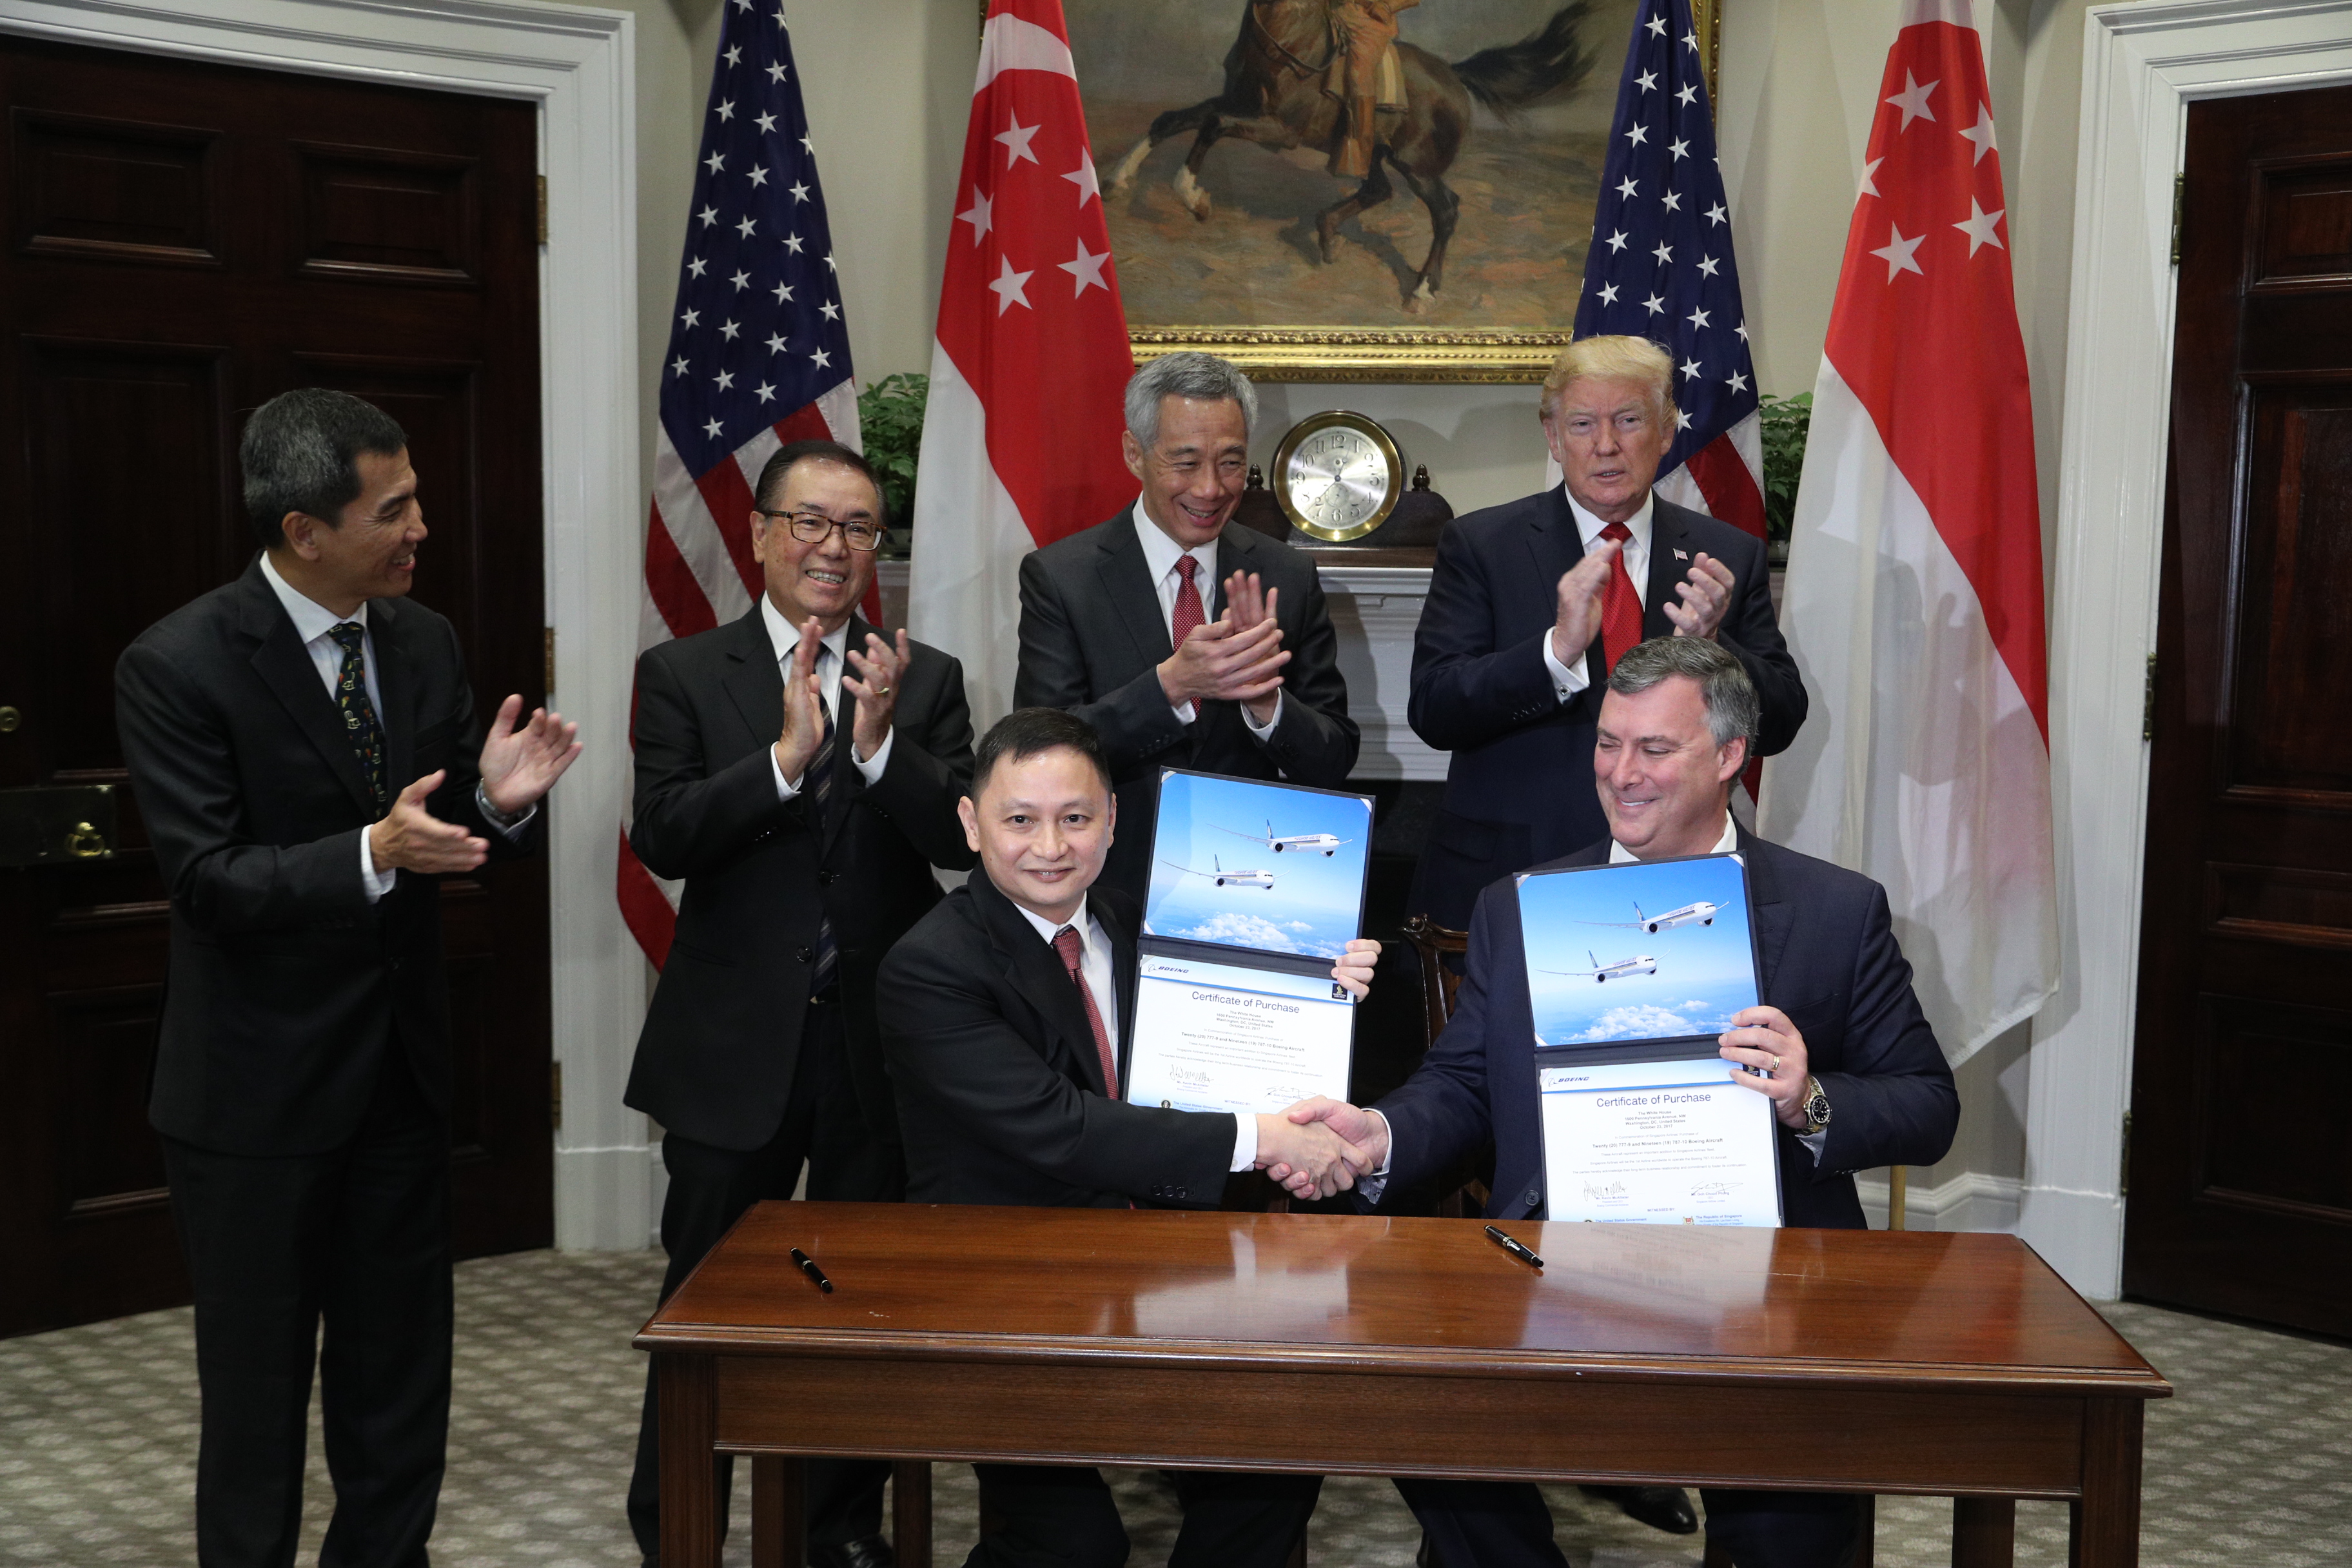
[2025,0,2352,1297]
[0,0,652,1250]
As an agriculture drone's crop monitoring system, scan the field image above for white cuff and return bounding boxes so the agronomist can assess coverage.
[851,725,894,783]
[358,827,397,902]
[1797,1128,1827,1164]
[475,783,535,840]
[1542,632,1591,701]
[1231,1112,1258,1172]
[1241,690,1283,739]
[1171,699,1197,726]
[771,744,803,801]
[1354,1110,1395,1202]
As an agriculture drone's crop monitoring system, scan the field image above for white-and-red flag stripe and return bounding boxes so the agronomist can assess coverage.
[618,6,870,968]
[907,0,1137,731]
[1758,0,2057,1064]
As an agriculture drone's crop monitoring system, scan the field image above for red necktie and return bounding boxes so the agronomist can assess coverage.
[1170,555,1206,649]
[1598,521,1643,674]
[1052,926,1121,1097]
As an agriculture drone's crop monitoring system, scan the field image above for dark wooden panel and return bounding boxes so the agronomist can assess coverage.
[2190,994,2352,1217]
[2255,157,2352,285]
[2230,387,2352,796]
[293,141,478,284]
[10,107,222,265]
[46,981,169,1213]
[2204,861,2352,949]
[19,338,235,781]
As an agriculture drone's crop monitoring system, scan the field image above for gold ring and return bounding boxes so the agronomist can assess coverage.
[1770,1054,1781,1073]
[874,684,892,695]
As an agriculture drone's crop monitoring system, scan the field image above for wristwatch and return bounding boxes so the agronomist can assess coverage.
[1799,1075,1832,1136]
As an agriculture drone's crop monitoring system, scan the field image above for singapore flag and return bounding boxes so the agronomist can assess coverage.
[1759,0,2056,1066]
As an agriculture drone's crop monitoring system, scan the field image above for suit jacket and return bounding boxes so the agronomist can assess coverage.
[1373,827,1957,1229]
[115,558,534,1158]
[623,605,976,1153]
[1406,489,1805,929]
[877,874,1237,1209]
[1015,510,1358,904]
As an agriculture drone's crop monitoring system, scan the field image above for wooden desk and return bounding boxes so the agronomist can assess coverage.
[636,1202,2169,1568]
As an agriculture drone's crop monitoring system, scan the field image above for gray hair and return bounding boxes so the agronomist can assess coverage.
[1123,352,1258,448]
[242,389,408,551]
[1606,636,1760,750]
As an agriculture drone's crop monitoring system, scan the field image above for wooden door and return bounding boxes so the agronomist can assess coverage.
[2125,83,2352,1337]
[0,37,551,1338]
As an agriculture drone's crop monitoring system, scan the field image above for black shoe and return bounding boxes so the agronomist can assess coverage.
[810,1536,897,1568]
[1582,1484,1700,1534]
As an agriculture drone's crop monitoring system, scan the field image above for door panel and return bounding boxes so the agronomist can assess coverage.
[0,35,549,1337]
[2126,84,2352,1335]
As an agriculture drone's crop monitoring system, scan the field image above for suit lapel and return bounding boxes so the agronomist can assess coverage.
[1096,509,1175,667]
[238,565,378,816]
[719,605,785,752]
[1096,888,1142,1077]
[369,597,419,799]
[1736,823,1792,999]
[977,876,1107,1094]
[1644,501,1696,639]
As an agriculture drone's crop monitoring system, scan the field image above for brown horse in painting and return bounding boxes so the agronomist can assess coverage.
[1106,0,1595,311]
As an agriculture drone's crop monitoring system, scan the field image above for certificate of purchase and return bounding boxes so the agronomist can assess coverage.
[1536,1055,1782,1226]
[1126,952,1355,1115]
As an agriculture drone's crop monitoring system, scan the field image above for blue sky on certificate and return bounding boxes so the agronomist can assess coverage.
[1518,856,1761,1046]
[1143,773,1372,959]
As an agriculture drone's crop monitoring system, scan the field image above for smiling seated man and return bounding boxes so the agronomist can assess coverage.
[1271,638,1958,1568]
[877,707,1380,1568]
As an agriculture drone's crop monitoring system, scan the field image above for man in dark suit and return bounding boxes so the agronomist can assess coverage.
[1277,638,1957,1568]
[115,388,580,1568]
[878,707,1378,1567]
[1407,335,1807,936]
[622,440,976,1568]
[1015,351,1357,905]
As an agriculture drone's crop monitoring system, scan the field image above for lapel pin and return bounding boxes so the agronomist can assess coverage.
[1673,548,1689,561]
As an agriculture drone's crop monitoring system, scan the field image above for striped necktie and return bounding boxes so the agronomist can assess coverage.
[805,658,839,997]
[326,623,389,811]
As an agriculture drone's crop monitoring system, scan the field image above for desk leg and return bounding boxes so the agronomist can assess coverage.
[1952,1498,2015,1567]
[752,1456,805,1568]
[658,1353,721,1568]
[893,1460,932,1568]
[2070,1398,2146,1568]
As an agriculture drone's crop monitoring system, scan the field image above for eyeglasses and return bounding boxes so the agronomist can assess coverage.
[756,509,888,553]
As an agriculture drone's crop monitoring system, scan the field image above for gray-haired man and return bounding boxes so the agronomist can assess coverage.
[1014,352,1358,903]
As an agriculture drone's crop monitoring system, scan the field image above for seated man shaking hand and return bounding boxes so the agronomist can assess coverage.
[878,707,1378,1568]
[1270,637,1957,1568]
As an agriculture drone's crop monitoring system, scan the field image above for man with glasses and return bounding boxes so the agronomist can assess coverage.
[622,440,977,1568]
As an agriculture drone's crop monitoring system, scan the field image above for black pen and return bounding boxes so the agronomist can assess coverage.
[790,1246,834,1294]
[1484,1224,1544,1270]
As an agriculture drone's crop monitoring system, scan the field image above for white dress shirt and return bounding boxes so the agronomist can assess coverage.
[1360,811,1819,1202]
[1010,892,1258,1173]
[258,551,531,902]
[759,595,895,798]
[1130,501,1282,738]
[1540,487,1656,702]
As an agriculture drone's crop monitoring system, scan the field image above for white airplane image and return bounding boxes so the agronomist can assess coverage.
[1582,898,1721,935]
[1160,854,1275,890]
[1541,949,1659,984]
[1218,819,1354,856]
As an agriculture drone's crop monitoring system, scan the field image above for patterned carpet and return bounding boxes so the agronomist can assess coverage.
[2,1248,2347,1567]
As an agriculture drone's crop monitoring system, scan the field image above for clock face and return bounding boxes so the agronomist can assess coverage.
[1271,413,1402,542]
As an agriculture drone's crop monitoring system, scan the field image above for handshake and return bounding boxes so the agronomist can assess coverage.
[1252,1097,1395,1201]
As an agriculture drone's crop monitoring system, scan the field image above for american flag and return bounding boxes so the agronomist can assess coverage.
[1572,0,1765,536]
[620,1,864,966]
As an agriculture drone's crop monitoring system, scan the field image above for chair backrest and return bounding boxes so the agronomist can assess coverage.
[1400,912,1469,1048]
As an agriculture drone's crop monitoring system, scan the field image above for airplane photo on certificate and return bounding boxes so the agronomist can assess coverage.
[1516,854,1762,1050]
[1143,770,1373,961]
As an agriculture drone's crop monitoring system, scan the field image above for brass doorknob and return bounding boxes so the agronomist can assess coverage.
[0,706,20,732]
[65,821,108,859]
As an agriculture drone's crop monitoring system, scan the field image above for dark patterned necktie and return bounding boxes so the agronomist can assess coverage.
[326,623,390,811]
[1171,555,1206,648]
[806,657,839,996]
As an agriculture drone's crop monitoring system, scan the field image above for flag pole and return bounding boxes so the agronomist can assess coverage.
[1889,1166,1907,1231]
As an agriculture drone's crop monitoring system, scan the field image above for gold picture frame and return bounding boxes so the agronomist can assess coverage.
[1070,0,1725,384]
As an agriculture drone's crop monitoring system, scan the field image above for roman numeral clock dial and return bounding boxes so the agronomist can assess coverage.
[1271,411,1406,543]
